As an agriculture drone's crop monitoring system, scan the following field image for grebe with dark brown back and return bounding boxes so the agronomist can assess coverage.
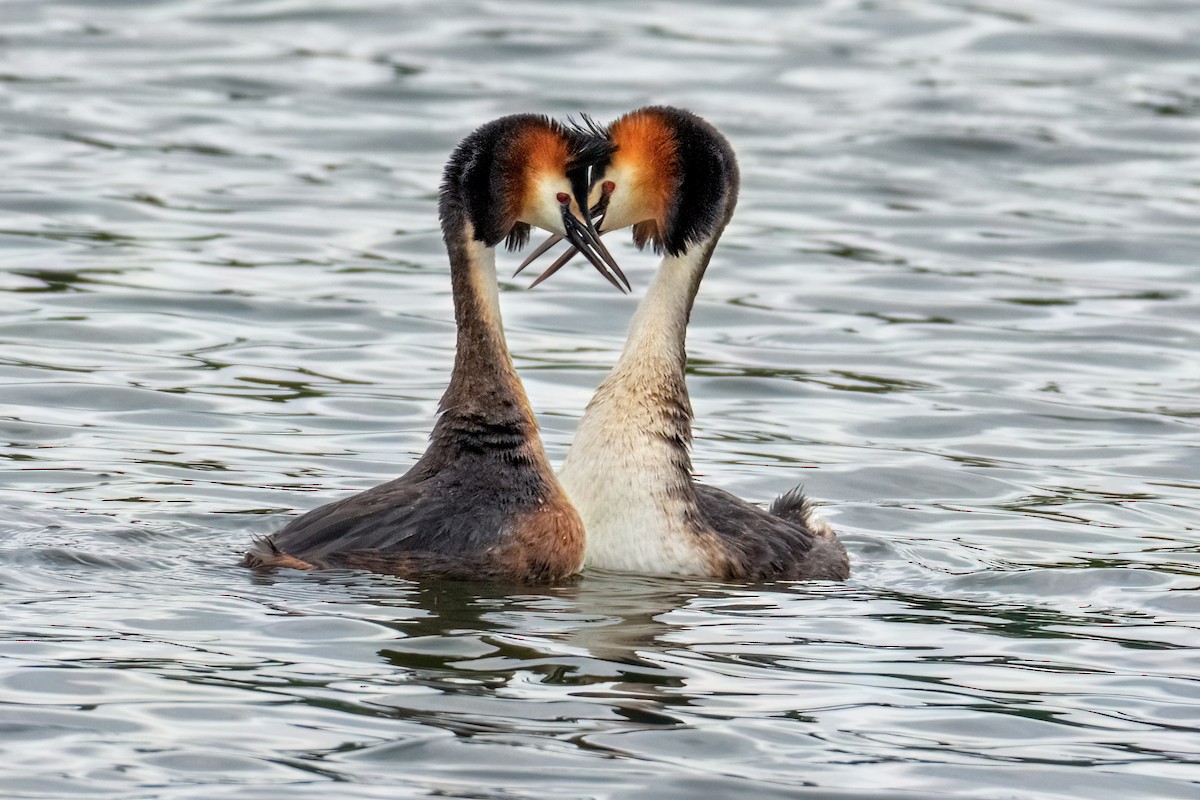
[525,106,850,581]
[242,114,623,583]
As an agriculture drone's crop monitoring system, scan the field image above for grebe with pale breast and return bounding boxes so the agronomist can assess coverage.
[525,106,850,581]
[243,114,623,583]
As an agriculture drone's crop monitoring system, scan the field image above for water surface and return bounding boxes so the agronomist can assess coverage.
[2,1,1198,798]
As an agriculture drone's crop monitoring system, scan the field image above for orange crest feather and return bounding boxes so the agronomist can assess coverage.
[509,125,571,221]
[610,109,679,244]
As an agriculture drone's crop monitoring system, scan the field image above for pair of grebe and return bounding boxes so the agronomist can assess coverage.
[244,107,849,583]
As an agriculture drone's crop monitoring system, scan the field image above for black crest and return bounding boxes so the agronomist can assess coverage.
[439,114,617,252]
[564,113,618,230]
[650,106,740,257]
[439,114,542,249]
[565,113,617,170]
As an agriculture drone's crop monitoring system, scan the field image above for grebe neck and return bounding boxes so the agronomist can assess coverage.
[583,237,720,490]
[426,225,539,462]
[559,236,724,574]
[616,238,717,382]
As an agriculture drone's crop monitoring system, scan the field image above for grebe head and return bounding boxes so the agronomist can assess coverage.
[439,114,625,289]
[590,106,739,257]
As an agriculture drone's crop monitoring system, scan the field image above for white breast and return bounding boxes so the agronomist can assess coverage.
[560,378,713,577]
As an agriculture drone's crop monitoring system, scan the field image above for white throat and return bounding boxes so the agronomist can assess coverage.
[466,236,504,326]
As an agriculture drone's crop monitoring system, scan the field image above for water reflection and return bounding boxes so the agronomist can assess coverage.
[3,0,1200,796]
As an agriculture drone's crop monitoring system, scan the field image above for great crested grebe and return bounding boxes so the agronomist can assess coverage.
[243,114,623,583]
[526,106,850,581]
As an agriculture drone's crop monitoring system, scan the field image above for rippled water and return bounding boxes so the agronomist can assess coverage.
[2,1,1199,797]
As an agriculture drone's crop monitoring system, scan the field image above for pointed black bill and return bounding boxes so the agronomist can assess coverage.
[526,183,627,291]
[513,233,563,277]
[527,241,584,289]
[553,204,626,293]
[579,206,629,291]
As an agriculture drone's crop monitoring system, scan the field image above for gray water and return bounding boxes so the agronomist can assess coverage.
[2,1,1198,798]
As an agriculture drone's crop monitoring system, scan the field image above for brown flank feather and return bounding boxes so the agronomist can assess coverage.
[491,496,586,582]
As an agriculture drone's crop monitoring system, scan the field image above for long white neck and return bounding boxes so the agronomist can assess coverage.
[559,242,715,574]
[616,252,694,379]
[466,238,504,326]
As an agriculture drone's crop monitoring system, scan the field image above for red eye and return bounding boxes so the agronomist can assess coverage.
[556,192,570,204]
